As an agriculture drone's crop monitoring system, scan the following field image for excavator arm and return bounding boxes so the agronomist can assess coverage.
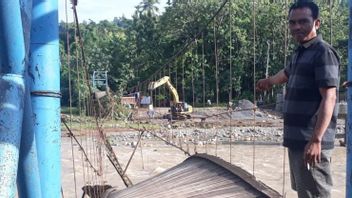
[148,76,192,119]
[148,76,179,103]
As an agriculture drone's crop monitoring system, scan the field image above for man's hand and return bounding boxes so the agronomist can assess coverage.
[304,140,321,168]
[256,69,288,91]
[256,78,273,91]
[303,87,336,168]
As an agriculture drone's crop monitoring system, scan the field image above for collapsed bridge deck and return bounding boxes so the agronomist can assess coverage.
[103,154,281,198]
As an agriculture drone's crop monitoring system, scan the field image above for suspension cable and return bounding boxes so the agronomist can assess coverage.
[252,0,257,177]
[130,127,191,156]
[65,0,78,196]
[123,131,145,176]
[70,2,133,187]
[62,119,101,175]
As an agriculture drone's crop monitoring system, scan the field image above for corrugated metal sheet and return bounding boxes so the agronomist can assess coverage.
[103,154,281,198]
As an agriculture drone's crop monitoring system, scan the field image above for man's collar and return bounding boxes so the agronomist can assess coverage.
[301,35,322,48]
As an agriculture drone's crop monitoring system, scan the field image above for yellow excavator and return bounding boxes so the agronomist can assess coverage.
[148,76,192,119]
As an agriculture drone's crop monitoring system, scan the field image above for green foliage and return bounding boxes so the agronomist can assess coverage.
[60,0,348,108]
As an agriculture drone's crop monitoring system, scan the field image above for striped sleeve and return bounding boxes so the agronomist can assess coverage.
[315,48,340,88]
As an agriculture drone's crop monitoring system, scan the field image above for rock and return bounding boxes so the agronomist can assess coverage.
[131,141,138,148]
[244,137,251,141]
[238,99,255,109]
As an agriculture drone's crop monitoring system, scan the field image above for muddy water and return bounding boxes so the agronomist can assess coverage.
[62,137,346,198]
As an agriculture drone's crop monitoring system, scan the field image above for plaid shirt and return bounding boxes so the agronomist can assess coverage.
[283,35,340,150]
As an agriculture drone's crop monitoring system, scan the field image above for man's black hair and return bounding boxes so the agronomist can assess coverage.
[289,1,319,20]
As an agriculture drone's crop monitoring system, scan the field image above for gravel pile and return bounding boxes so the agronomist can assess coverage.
[104,100,346,146]
[106,126,284,147]
[193,100,274,120]
[106,122,345,147]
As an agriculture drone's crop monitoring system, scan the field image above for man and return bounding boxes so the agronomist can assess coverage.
[256,1,340,197]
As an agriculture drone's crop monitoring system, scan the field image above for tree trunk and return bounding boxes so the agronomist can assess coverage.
[202,33,206,107]
[213,21,219,105]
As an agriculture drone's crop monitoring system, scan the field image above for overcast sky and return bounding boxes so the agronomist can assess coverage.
[58,0,167,22]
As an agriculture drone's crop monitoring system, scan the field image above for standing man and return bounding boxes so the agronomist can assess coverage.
[256,1,340,198]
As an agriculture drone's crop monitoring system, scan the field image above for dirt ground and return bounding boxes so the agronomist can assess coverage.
[61,106,347,198]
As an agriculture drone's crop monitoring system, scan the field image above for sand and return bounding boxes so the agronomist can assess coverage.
[61,135,346,198]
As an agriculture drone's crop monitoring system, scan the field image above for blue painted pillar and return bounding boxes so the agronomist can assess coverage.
[0,1,26,197]
[29,0,61,197]
[347,0,352,197]
[17,1,42,197]
[17,84,42,198]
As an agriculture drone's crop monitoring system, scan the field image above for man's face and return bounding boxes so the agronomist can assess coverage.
[288,7,320,44]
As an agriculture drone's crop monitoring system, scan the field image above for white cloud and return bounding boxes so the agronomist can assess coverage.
[59,0,167,22]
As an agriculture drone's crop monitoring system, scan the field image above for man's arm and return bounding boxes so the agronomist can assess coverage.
[256,69,288,91]
[304,87,337,167]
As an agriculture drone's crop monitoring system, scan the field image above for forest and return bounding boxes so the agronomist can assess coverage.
[59,0,349,108]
